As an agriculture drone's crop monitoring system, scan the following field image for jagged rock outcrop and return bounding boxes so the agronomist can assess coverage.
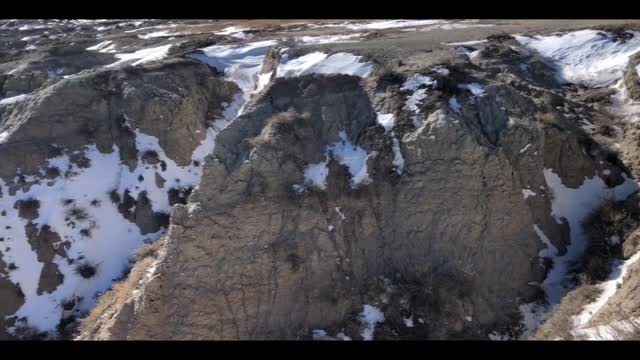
[76,37,632,340]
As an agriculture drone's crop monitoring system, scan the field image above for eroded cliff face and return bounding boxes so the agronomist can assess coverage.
[2,20,640,341]
[75,32,638,340]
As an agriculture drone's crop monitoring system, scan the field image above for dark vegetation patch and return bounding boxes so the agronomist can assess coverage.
[13,198,40,220]
[168,187,193,206]
[75,261,97,279]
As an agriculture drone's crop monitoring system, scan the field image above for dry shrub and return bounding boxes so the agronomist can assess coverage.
[76,239,164,337]
[534,285,602,340]
[578,200,627,284]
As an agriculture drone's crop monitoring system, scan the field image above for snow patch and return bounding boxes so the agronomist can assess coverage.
[392,137,405,175]
[376,113,395,132]
[515,30,640,87]
[401,74,437,127]
[295,33,363,45]
[573,251,640,328]
[277,52,372,78]
[519,143,532,154]
[522,189,537,199]
[446,39,488,46]
[541,168,638,304]
[187,40,277,109]
[360,304,385,340]
[458,82,486,97]
[0,94,30,106]
[329,132,376,187]
[448,96,462,114]
[301,157,329,191]
[106,44,173,67]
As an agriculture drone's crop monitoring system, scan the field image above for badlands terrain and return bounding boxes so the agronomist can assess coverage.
[1,19,640,340]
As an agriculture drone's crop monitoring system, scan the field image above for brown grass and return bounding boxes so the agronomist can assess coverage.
[76,239,164,337]
[534,285,602,340]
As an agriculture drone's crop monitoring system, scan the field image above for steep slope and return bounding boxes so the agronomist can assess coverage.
[77,32,639,340]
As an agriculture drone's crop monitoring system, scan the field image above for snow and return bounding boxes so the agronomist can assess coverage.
[0,85,245,337]
[0,131,9,143]
[608,79,640,122]
[403,315,414,328]
[0,94,30,106]
[124,24,178,33]
[302,157,329,190]
[515,169,639,338]
[254,71,272,94]
[572,317,640,340]
[277,52,372,78]
[540,168,638,305]
[401,74,437,128]
[329,132,376,187]
[106,44,173,68]
[448,96,462,114]
[335,207,346,220]
[522,189,537,199]
[519,143,532,154]
[533,224,558,264]
[458,82,486,97]
[214,26,253,40]
[343,20,443,31]
[187,40,277,108]
[295,131,376,191]
[47,68,64,78]
[446,39,488,46]
[573,251,640,328]
[360,304,385,340]
[456,46,481,60]
[392,137,405,175]
[137,30,179,39]
[432,66,450,75]
[312,329,328,339]
[294,33,363,45]
[515,30,640,87]
[376,113,395,132]
[86,40,117,53]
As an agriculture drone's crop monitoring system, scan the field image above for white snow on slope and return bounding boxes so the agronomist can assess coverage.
[277,52,372,78]
[515,29,640,87]
[0,94,30,106]
[401,74,437,128]
[86,40,116,53]
[458,82,486,97]
[294,131,376,191]
[540,168,638,305]
[360,304,385,340]
[0,115,228,334]
[608,79,640,122]
[446,39,488,46]
[573,317,640,340]
[329,132,376,187]
[517,169,638,338]
[301,157,330,191]
[106,44,173,67]
[0,87,247,337]
[391,137,405,175]
[376,113,395,133]
[137,30,179,39]
[214,26,253,40]
[294,33,363,45]
[573,251,640,329]
[522,189,537,199]
[448,96,462,114]
[344,20,443,31]
[187,40,277,109]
